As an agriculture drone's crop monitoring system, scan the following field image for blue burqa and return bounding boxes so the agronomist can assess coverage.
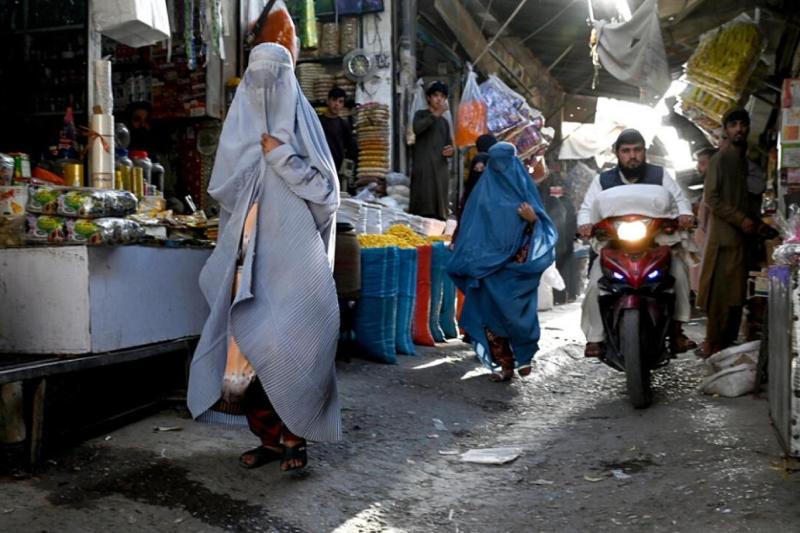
[447,142,557,370]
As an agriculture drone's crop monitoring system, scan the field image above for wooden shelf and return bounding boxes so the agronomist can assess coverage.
[297,56,345,65]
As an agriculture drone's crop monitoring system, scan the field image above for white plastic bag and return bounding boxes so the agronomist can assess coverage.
[700,364,757,398]
[93,0,170,48]
[406,80,427,145]
[541,264,566,291]
[705,341,759,373]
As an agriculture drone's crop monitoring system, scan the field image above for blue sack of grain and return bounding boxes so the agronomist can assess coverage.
[354,246,399,363]
[440,246,458,339]
[396,247,418,355]
[429,242,447,342]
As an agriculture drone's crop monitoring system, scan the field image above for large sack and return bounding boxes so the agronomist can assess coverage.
[396,248,418,355]
[412,245,435,346]
[354,247,399,363]
[429,242,448,342]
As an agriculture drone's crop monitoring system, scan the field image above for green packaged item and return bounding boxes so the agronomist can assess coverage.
[26,215,66,243]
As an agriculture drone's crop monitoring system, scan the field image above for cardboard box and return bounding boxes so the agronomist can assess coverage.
[780,144,800,168]
[782,108,800,144]
[783,79,800,108]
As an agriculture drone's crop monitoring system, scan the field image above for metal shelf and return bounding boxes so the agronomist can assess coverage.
[0,23,85,36]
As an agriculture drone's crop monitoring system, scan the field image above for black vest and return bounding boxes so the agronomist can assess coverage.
[599,164,664,190]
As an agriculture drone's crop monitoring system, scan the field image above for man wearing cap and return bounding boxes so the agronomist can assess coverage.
[697,109,765,356]
[577,129,696,358]
[410,81,455,220]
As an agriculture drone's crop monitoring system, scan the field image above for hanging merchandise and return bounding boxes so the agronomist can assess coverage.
[455,66,488,148]
[406,79,426,146]
[299,0,318,50]
[684,14,765,102]
[93,0,170,48]
[480,75,527,135]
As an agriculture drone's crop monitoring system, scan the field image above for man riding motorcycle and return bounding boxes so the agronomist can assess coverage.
[578,129,697,358]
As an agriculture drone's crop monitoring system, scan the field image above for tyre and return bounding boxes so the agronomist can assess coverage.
[620,309,652,408]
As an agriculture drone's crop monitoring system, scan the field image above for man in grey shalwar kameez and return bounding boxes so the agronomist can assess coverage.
[410,81,454,220]
[187,43,341,472]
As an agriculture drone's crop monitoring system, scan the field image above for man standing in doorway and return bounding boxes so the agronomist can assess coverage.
[697,109,764,356]
[410,81,455,220]
[319,87,357,189]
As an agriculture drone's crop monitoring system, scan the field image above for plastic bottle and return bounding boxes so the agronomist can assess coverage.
[129,150,153,185]
[115,148,134,192]
[150,159,165,195]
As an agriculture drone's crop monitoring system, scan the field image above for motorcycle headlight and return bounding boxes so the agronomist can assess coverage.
[616,220,648,242]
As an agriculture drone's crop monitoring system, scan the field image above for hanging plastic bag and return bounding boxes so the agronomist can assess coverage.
[480,75,527,135]
[245,0,298,62]
[455,66,487,148]
[406,79,427,146]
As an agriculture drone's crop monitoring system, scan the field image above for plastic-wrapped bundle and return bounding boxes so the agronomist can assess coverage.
[339,17,360,54]
[455,66,488,148]
[396,248,418,355]
[354,246,399,363]
[428,242,448,342]
[66,217,144,245]
[440,248,458,339]
[319,22,340,57]
[480,75,527,134]
[25,215,66,243]
[27,185,138,219]
[412,244,435,346]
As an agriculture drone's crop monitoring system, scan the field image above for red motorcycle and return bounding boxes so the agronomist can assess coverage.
[593,215,682,408]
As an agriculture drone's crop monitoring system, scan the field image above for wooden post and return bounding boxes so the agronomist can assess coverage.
[0,382,27,444]
[29,378,46,464]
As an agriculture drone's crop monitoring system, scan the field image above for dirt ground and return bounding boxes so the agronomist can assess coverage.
[1,303,799,533]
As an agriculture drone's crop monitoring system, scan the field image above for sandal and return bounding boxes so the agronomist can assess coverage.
[281,441,308,472]
[239,446,284,469]
[584,342,605,358]
[670,333,698,354]
[518,365,532,377]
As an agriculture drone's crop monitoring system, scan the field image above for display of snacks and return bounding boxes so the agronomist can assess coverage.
[25,215,66,243]
[684,15,764,101]
[297,62,324,101]
[27,185,138,219]
[319,22,340,57]
[339,17,360,55]
[314,73,336,101]
[355,103,391,186]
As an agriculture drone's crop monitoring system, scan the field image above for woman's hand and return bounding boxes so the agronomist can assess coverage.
[261,133,283,154]
[518,202,537,223]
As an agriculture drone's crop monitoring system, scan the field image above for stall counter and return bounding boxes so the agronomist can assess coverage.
[0,245,212,355]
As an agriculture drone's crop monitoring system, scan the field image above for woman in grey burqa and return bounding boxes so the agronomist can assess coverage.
[187,42,341,472]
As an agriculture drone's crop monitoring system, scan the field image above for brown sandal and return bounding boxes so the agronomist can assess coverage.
[486,329,514,382]
[584,342,605,358]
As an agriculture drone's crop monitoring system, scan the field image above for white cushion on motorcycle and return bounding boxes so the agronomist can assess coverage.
[592,183,677,222]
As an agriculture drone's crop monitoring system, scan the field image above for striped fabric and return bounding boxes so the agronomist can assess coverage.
[187,43,342,442]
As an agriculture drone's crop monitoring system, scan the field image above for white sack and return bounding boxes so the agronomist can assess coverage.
[93,0,170,48]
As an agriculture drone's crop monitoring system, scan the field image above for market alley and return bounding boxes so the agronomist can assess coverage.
[1,303,797,533]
